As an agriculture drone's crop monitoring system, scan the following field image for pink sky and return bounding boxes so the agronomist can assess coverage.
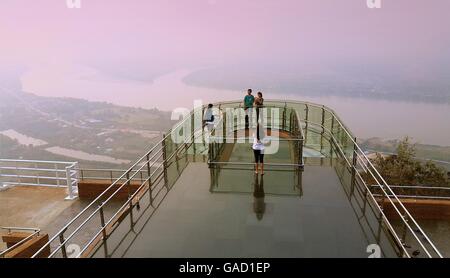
[1,0,450,146]
[1,0,449,68]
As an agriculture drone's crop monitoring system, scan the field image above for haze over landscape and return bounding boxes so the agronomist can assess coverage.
[1,0,450,146]
[1,0,450,260]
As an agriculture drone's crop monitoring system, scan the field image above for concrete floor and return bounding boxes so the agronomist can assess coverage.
[0,186,77,251]
[0,185,124,254]
[0,186,75,229]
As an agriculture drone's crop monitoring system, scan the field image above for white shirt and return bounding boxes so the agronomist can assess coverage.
[252,138,265,151]
[204,109,214,122]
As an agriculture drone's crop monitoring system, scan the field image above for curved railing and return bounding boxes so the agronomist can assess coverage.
[30,99,442,258]
[207,104,305,169]
[211,99,442,258]
[31,109,206,258]
[286,100,442,258]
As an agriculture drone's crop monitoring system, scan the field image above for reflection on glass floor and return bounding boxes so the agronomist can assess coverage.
[98,162,375,258]
[209,131,303,196]
[210,168,302,196]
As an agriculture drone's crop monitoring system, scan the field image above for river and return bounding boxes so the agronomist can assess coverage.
[21,65,450,146]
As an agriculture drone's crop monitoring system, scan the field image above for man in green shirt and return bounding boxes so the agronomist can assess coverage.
[244,89,255,129]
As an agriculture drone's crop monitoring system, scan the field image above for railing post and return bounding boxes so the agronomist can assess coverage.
[146,153,151,179]
[330,116,335,163]
[162,135,169,188]
[296,168,302,198]
[65,166,75,200]
[147,152,153,206]
[15,161,20,186]
[99,205,109,257]
[59,233,67,258]
[400,214,410,257]
[126,171,131,198]
[304,105,309,145]
[208,142,213,167]
[202,106,206,147]
[299,138,304,169]
[350,137,358,197]
[223,111,227,140]
[192,111,196,160]
[75,162,80,184]
[175,148,180,172]
[321,106,325,127]
[289,111,294,134]
[377,208,384,244]
[34,162,40,186]
[55,163,60,187]
[330,114,335,135]
[320,106,325,157]
[126,171,134,228]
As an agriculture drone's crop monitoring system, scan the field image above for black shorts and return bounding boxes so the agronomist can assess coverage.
[253,149,264,163]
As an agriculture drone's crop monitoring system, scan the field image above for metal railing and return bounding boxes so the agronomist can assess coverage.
[0,227,41,258]
[0,159,79,200]
[207,104,305,169]
[28,99,443,258]
[31,108,207,258]
[282,100,443,258]
[77,168,149,183]
[370,185,450,200]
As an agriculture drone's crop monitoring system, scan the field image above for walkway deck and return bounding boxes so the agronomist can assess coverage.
[97,162,373,258]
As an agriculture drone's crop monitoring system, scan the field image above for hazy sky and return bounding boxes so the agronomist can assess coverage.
[1,0,450,71]
[1,0,450,145]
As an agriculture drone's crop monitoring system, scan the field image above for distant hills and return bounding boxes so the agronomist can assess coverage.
[183,65,450,104]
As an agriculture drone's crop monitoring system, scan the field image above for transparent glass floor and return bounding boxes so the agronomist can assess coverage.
[89,128,398,258]
[94,162,381,258]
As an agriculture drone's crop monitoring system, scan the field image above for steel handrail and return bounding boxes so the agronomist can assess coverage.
[35,110,202,258]
[372,194,450,200]
[0,159,77,164]
[75,164,168,257]
[300,112,443,257]
[209,103,305,167]
[256,101,442,257]
[370,185,450,191]
[30,99,443,258]
[74,133,197,257]
[289,103,442,257]
[325,127,411,256]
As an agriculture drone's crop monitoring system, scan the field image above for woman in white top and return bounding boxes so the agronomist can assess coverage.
[203,104,215,131]
[252,124,265,175]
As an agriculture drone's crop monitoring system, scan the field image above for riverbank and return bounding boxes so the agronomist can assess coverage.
[20,66,450,146]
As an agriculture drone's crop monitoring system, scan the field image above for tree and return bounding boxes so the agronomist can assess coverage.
[371,137,448,187]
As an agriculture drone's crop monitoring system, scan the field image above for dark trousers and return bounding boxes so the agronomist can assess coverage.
[253,149,264,163]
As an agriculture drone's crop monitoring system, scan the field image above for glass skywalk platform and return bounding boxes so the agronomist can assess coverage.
[29,100,442,258]
[100,162,371,257]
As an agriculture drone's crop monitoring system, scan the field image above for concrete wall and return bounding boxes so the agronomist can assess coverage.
[78,180,142,201]
[382,199,450,220]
